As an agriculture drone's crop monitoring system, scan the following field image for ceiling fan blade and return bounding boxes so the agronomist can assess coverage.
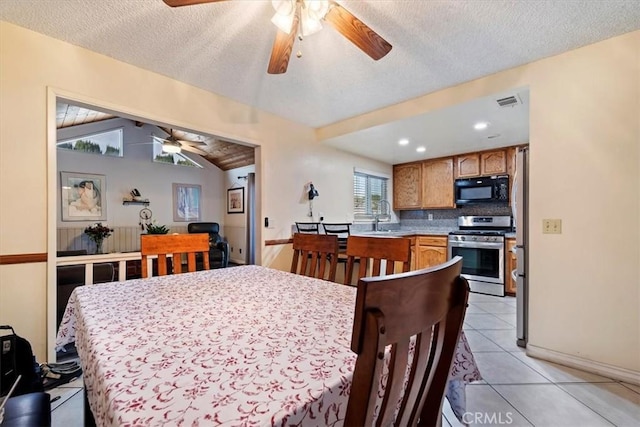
[178,138,207,146]
[324,1,392,60]
[180,144,209,156]
[267,1,301,74]
[163,0,228,7]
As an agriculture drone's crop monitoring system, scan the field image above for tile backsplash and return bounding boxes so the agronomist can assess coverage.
[399,205,513,229]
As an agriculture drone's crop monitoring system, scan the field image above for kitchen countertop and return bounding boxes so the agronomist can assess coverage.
[353,229,517,238]
[352,228,453,237]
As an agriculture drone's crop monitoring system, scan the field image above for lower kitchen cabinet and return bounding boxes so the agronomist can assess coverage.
[505,238,517,295]
[412,235,447,270]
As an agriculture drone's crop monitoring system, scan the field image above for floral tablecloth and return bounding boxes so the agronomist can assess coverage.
[56,265,481,426]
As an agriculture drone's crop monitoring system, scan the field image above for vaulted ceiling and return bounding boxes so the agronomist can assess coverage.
[56,102,255,170]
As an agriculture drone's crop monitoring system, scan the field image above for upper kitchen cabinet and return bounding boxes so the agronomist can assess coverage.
[455,153,480,177]
[394,157,454,210]
[393,162,422,209]
[422,157,455,208]
[455,149,507,178]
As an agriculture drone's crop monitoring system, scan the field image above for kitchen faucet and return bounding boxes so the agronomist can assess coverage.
[373,199,391,231]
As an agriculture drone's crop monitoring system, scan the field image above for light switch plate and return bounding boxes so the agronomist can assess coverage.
[543,219,562,234]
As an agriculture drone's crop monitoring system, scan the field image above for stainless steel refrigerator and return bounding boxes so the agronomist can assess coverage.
[514,147,529,348]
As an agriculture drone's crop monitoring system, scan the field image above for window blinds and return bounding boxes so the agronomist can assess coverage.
[353,171,388,220]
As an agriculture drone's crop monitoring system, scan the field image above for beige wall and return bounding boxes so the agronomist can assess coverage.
[320,31,640,376]
[0,22,390,361]
[1,22,638,379]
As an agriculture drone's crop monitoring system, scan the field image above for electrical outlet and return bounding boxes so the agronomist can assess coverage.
[542,219,562,234]
[427,213,433,221]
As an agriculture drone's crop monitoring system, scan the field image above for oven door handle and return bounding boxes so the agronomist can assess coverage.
[448,241,504,250]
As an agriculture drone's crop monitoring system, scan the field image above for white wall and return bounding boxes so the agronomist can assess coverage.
[224,164,255,264]
[57,118,224,236]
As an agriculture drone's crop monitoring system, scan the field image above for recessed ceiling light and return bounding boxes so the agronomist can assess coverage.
[416,146,426,153]
[474,122,489,130]
[398,138,409,146]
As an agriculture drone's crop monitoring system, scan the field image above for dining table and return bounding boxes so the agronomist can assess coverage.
[56,265,482,426]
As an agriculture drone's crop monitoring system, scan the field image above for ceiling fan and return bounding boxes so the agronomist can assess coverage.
[163,0,392,74]
[134,127,209,155]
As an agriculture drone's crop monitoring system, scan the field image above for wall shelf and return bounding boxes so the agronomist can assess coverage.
[122,200,150,206]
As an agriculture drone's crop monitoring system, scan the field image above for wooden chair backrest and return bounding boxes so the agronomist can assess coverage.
[345,257,469,426]
[140,233,210,278]
[290,233,339,282]
[344,235,411,285]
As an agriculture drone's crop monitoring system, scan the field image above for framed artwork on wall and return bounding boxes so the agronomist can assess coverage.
[60,172,107,221]
[173,183,201,222]
[227,188,244,214]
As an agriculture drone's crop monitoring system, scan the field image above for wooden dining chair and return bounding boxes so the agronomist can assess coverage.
[344,235,411,286]
[140,234,210,278]
[290,233,339,282]
[345,256,469,426]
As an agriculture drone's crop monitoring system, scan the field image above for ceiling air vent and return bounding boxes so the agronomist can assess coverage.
[496,95,521,108]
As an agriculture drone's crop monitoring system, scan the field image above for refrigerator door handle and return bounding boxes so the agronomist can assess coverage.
[515,246,526,277]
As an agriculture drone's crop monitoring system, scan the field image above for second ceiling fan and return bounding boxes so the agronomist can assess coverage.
[163,0,392,74]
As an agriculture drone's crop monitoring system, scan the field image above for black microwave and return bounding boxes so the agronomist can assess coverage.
[454,175,509,205]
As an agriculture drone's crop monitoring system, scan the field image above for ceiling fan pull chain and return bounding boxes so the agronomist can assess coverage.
[296,17,304,58]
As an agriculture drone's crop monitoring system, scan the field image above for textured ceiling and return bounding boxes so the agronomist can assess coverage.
[2,0,639,164]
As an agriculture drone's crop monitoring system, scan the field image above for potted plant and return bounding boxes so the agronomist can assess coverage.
[145,222,170,235]
[84,223,114,254]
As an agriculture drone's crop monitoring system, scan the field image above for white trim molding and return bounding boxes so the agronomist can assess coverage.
[527,344,640,386]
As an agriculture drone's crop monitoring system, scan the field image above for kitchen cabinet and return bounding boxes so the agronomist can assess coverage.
[455,149,507,178]
[393,162,422,209]
[413,235,448,270]
[480,150,507,175]
[422,157,455,208]
[455,153,480,178]
[394,145,525,210]
[505,238,517,295]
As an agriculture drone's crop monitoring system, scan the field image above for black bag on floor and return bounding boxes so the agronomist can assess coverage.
[0,325,43,397]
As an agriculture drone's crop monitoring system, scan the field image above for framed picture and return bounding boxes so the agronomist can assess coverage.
[173,183,201,222]
[60,172,107,221]
[227,187,245,214]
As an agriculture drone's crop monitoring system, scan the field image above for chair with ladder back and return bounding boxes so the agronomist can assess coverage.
[343,235,412,286]
[344,256,469,426]
[290,233,339,282]
[140,234,210,278]
[322,222,353,278]
[294,222,321,234]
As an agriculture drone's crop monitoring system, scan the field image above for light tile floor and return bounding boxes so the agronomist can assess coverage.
[50,293,640,426]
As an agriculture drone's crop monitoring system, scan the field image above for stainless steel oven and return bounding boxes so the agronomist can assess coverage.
[447,216,511,296]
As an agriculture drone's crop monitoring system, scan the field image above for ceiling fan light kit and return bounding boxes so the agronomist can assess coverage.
[161,140,182,154]
[271,0,329,37]
[163,0,392,75]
